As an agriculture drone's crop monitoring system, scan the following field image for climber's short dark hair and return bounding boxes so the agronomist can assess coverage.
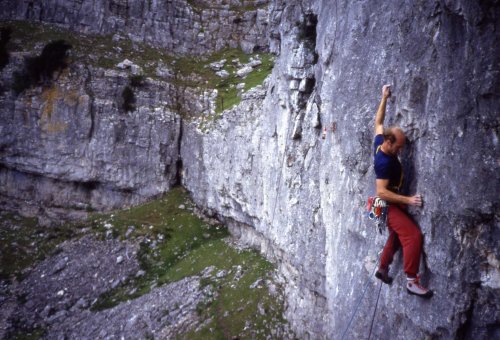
[383,126,404,144]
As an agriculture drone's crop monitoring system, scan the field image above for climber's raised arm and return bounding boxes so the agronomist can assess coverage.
[374,84,391,135]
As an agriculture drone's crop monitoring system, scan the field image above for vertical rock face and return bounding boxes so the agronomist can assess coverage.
[1,0,499,338]
[182,0,499,338]
[0,61,181,220]
[0,0,270,55]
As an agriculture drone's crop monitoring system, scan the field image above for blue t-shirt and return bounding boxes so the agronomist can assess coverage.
[373,134,403,192]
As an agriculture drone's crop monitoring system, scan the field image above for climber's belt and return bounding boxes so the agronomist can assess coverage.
[367,196,388,233]
[367,196,388,219]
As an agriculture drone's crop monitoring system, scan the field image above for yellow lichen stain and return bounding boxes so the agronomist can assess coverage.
[63,87,81,107]
[41,85,60,120]
[44,121,68,133]
[20,95,33,126]
[40,85,68,134]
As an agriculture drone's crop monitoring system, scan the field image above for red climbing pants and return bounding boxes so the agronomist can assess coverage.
[379,205,422,278]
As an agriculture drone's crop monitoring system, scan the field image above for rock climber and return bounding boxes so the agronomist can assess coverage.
[372,84,433,298]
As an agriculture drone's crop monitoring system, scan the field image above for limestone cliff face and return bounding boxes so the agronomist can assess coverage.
[0,0,270,54]
[0,60,182,221]
[1,0,499,338]
[181,0,499,338]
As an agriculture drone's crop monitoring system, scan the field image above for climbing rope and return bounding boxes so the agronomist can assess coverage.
[340,259,380,340]
[368,280,382,340]
[270,116,293,227]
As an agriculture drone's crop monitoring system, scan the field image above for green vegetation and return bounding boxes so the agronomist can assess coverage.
[122,82,136,113]
[9,327,46,340]
[177,242,287,339]
[88,187,288,337]
[0,20,275,117]
[89,187,228,310]
[0,20,172,76]
[121,85,136,112]
[186,0,268,13]
[0,187,289,337]
[121,75,146,112]
[173,48,274,114]
[129,74,146,88]
[13,39,72,94]
[0,27,12,71]
[0,212,79,281]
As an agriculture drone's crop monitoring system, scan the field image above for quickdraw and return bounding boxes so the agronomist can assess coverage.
[367,196,388,234]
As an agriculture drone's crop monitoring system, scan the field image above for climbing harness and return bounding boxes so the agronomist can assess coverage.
[340,259,382,340]
[367,196,388,234]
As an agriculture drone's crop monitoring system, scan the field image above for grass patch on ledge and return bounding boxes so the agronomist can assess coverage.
[88,186,288,338]
[0,187,289,337]
[8,327,46,340]
[0,211,79,281]
[0,20,176,77]
[174,47,274,114]
[89,186,228,310]
[1,20,274,117]
[186,0,268,13]
[177,242,287,339]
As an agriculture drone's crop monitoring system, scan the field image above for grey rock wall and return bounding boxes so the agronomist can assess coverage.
[0,59,182,220]
[0,0,270,55]
[0,0,498,338]
[181,0,499,338]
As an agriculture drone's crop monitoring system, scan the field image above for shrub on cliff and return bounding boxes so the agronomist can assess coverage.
[129,74,145,88]
[0,27,12,71]
[121,75,145,112]
[13,39,72,94]
[122,85,136,112]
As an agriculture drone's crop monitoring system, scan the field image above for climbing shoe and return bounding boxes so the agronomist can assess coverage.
[406,276,433,298]
[375,269,393,285]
